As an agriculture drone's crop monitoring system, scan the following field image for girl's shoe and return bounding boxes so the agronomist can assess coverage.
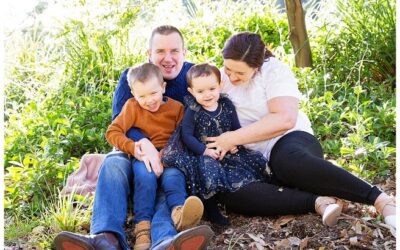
[375,195,396,229]
[315,196,342,227]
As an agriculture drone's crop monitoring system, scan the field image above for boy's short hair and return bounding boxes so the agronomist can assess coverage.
[186,63,221,87]
[127,63,163,89]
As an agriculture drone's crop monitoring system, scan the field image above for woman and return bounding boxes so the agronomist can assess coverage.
[207,32,396,230]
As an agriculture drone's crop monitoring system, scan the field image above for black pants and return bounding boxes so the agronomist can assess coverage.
[218,131,381,216]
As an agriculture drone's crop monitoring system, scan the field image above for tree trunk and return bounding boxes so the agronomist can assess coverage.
[285,0,313,68]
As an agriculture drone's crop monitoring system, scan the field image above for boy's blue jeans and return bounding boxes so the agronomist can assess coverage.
[90,151,187,250]
[133,160,186,224]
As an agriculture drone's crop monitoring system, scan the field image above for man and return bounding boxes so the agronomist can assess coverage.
[54,25,214,250]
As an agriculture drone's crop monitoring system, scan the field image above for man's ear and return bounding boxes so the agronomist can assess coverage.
[147,49,152,62]
[162,82,167,94]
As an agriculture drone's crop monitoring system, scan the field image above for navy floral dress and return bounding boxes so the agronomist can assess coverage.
[162,95,267,199]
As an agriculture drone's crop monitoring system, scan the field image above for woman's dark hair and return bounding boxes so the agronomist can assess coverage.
[186,63,221,87]
[222,32,274,69]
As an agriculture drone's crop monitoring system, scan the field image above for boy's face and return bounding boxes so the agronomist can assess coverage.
[131,76,166,112]
[188,74,221,111]
[148,32,186,80]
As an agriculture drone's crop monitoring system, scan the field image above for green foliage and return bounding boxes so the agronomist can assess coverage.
[182,2,290,66]
[5,0,141,222]
[310,0,395,88]
[4,0,396,246]
[44,192,93,233]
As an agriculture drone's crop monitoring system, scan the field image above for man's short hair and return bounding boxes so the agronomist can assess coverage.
[149,25,185,49]
[127,63,163,89]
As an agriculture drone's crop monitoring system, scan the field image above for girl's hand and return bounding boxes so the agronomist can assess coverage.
[206,131,236,160]
[203,148,220,160]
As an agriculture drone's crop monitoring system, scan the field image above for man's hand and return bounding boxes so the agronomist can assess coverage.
[203,148,220,160]
[134,138,164,177]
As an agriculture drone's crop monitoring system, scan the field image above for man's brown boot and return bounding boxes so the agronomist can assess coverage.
[134,220,151,250]
[172,196,204,232]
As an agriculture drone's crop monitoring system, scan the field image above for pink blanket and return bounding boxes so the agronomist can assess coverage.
[61,154,106,196]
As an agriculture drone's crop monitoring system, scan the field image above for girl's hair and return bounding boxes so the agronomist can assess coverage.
[127,63,163,89]
[186,63,221,87]
[222,32,274,69]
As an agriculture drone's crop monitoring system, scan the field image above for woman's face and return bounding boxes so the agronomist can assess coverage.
[223,59,258,85]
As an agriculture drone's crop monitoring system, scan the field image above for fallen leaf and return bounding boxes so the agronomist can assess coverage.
[275,237,301,248]
[247,233,266,246]
[340,229,348,238]
[299,237,309,250]
[273,215,295,229]
[224,228,234,234]
[249,241,265,250]
[354,221,362,234]
[275,238,290,248]
[349,236,358,246]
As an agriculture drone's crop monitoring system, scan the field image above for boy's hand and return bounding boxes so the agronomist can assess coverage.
[203,148,220,160]
[134,138,164,177]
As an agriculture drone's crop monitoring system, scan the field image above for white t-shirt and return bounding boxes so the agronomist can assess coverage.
[221,57,313,160]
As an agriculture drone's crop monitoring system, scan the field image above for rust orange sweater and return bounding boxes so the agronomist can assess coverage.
[106,97,184,156]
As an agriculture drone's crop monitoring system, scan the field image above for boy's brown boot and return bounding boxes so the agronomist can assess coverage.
[134,220,151,250]
[172,196,204,231]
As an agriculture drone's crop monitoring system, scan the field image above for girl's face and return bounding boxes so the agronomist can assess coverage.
[131,76,166,112]
[188,74,221,111]
[223,59,258,85]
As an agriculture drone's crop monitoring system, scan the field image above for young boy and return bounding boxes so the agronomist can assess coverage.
[106,63,203,250]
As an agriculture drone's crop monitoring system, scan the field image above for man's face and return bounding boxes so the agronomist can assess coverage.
[148,32,186,80]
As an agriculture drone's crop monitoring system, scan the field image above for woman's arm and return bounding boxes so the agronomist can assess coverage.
[207,96,299,157]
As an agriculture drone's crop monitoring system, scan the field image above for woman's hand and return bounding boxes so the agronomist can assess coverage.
[134,138,164,177]
[206,131,236,160]
[229,146,239,154]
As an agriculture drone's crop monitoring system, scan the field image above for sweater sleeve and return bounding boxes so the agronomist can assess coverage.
[112,69,146,141]
[106,100,137,155]
[181,108,206,155]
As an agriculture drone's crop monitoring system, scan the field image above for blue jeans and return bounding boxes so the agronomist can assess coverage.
[133,160,186,223]
[90,151,187,250]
